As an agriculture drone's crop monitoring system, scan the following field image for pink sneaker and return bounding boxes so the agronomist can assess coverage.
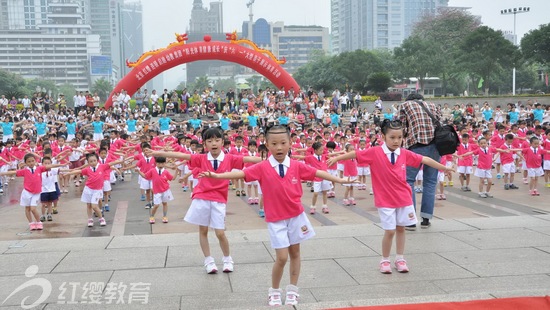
[395,259,409,273]
[322,206,329,214]
[441,194,447,200]
[309,207,316,214]
[247,197,254,205]
[36,222,43,230]
[350,198,356,205]
[29,222,36,231]
[342,199,350,206]
[379,260,392,274]
[530,190,536,196]
[436,194,441,200]
[534,189,540,196]
[87,219,94,227]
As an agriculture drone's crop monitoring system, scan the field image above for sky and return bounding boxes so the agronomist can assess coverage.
[139,0,548,88]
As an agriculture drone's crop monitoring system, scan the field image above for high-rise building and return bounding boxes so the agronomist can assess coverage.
[90,0,124,82]
[121,1,143,77]
[271,23,330,74]
[187,0,232,84]
[0,0,100,90]
[331,0,448,54]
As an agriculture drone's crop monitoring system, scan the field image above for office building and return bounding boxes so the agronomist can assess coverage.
[331,0,449,53]
[121,1,144,76]
[0,0,100,90]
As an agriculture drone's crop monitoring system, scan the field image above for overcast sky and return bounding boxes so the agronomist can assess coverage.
[139,0,548,88]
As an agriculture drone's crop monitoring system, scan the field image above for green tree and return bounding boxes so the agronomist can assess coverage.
[91,78,113,101]
[0,69,26,98]
[411,8,480,95]
[293,55,343,92]
[521,23,550,66]
[394,35,439,95]
[371,49,398,78]
[333,50,384,91]
[515,64,538,94]
[58,83,76,100]
[212,78,236,92]
[457,26,519,96]
[22,78,58,97]
[246,75,263,93]
[367,72,392,93]
[189,76,211,92]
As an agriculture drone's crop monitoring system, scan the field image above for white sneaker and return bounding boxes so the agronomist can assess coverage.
[285,284,299,306]
[268,288,283,306]
[87,219,94,227]
[204,256,218,274]
[99,218,106,226]
[222,256,234,273]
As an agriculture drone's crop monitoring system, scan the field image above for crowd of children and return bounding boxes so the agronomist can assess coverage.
[1,92,550,306]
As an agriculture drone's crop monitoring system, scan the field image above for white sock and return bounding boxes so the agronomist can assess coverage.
[395,254,404,261]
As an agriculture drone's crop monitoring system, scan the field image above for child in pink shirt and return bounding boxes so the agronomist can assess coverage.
[342,144,358,206]
[200,125,353,307]
[459,137,502,198]
[140,157,174,224]
[0,153,64,230]
[149,128,261,276]
[328,120,452,275]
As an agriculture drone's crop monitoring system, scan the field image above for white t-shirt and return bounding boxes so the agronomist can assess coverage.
[41,168,59,192]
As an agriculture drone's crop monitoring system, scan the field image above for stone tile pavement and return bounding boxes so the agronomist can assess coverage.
[1,215,550,309]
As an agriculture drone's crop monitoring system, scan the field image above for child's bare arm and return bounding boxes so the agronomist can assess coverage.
[199,170,245,179]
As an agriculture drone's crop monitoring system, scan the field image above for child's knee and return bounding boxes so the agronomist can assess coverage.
[214,229,226,240]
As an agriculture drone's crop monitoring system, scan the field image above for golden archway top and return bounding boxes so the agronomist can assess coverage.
[126,33,188,68]
[225,31,286,65]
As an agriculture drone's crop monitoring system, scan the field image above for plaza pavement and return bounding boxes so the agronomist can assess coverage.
[0,212,549,308]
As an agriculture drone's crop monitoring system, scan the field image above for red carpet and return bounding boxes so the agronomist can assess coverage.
[329,296,550,310]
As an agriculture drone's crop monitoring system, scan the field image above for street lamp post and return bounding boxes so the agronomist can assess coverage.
[500,7,530,96]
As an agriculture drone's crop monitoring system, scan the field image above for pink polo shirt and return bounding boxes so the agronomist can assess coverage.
[188,153,244,203]
[356,146,422,209]
[244,157,317,222]
[82,164,110,190]
[144,168,173,194]
[305,154,327,182]
[16,166,46,194]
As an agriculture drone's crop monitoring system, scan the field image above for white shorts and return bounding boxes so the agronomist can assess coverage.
[0,165,8,173]
[267,212,315,249]
[522,162,527,171]
[80,186,103,204]
[138,175,151,190]
[153,189,174,205]
[103,180,112,192]
[342,176,357,187]
[474,168,492,179]
[2,134,13,143]
[161,130,170,135]
[184,198,227,230]
[327,169,338,177]
[313,180,333,193]
[67,134,75,142]
[437,171,445,182]
[377,205,417,230]
[502,163,516,174]
[495,155,501,164]
[258,185,263,195]
[110,170,116,183]
[445,161,453,168]
[544,160,550,171]
[416,170,423,181]
[527,167,544,178]
[93,133,104,141]
[337,163,344,172]
[245,180,259,186]
[457,166,473,174]
[357,166,370,176]
[20,189,40,207]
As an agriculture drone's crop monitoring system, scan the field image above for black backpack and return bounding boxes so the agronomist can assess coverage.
[417,101,460,156]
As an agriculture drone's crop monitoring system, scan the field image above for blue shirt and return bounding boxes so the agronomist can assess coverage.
[36,122,47,136]
[92,121,104,134]
[248,115,259,127]
[158,117,171,131]
[126,119,137,132]
[383,113,394,120]
[508,111,519,124]
[330,114,340,126]
[533,109,544,122]
[220,117,230,131]
[1,122,13,135]
[482,110,493,121]
[65,122,76,135]
[189,118,202,129]
[277,116,289,125]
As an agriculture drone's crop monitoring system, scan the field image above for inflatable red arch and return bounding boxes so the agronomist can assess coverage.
[104,33,301,109]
